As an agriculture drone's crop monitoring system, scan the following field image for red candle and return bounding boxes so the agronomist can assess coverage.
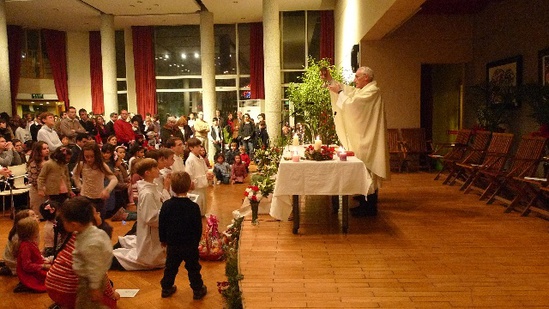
[339,152,347,161]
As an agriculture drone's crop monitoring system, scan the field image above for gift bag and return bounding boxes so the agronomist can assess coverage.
[198,214,225,261]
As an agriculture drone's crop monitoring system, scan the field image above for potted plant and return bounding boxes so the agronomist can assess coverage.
[520,83,549,137]
[466,84,513,132]
[286,57,342,145]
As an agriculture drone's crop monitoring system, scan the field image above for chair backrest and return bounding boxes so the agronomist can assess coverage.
[8,164,27,189]
[454,129,472,146]
[506,136,547,177]
[400,128,429,153]
[387,128,401,153]
[481,133,514,172]
[462,130,492,164]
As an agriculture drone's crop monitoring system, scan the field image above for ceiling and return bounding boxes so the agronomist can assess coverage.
[5,0,335,31]
[419,0,503,15]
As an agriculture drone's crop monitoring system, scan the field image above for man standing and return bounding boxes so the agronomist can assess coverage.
[321,66,390,217]
[193,112,210,154]
[114,110,135,146]
[106,112,118,136]
[210,117,223,157]
[165,137,185,172]
[37,112,64,152]
[60,106,86,145]
[79,108,97,137]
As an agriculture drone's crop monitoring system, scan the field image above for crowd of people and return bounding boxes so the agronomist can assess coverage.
[0,107,272,308]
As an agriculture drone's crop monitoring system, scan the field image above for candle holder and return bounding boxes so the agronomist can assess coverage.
[339,152,347,161]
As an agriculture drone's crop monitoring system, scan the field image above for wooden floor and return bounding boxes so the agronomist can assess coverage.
[2,172,549,308]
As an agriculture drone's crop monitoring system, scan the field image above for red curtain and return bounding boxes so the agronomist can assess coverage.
[249,23,264,100]
[89,31,104,115]
[7,26,22,116]
[43,29,69,110]
[320,11,335,65]
[132,26,157,116]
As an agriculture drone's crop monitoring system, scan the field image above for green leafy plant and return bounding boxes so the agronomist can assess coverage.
[466,84,513,131]
[520,83,549,125]
[287,57,342,145]
[219,216,244,309]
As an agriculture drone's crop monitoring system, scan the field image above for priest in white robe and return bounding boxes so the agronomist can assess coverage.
[322,66,390,216]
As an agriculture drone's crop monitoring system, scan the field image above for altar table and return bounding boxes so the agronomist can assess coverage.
[270,156,372,234]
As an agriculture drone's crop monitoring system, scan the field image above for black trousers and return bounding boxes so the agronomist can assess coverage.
[160,245,203,291]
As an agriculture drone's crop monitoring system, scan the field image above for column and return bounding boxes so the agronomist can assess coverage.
[124,28,137,113]
[0,0,11,114]
[200,10,216,123]
[263,0,281,140]
[101,13,118,114]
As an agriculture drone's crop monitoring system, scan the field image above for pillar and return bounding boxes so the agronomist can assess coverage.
[263,0,281,140]
[100,14,118,115]
[0,0,11,114]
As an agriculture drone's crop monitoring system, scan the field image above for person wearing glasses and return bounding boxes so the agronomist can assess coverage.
[321,66,390,217]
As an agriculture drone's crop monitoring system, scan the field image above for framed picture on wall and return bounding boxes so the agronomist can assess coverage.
[486,55,523,107]
[538,47,549,85]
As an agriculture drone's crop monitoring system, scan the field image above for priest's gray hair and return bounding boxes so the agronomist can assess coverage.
[359,66,374,80]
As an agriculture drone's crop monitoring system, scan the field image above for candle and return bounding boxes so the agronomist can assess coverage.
[292,134,299,146]
[314,136,322,151]
[292,151,300,162]
[339,146,347,161]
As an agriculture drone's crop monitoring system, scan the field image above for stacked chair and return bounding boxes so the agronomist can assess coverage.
[400,128,432,172]
[442,130,492,185]
[387,128,407,172]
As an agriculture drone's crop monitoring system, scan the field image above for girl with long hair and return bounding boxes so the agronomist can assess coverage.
[72,142,117,237]
[27,141,50,218]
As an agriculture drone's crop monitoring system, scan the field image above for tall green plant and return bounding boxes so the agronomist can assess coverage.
[287,57,342,145]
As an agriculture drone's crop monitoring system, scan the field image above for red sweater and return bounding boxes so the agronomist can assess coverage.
[17,240,47,292]
[114,119,135,144]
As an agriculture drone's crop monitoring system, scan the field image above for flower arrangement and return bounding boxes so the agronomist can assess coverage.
[254,145,282,173]
[244,185,263,202]
[304,144,336,161]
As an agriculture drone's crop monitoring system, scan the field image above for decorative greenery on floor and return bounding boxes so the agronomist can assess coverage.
[218,216,244,309]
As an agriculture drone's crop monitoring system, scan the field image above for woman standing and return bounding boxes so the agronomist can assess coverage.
[95,115,110,145]
[27,142,50,219]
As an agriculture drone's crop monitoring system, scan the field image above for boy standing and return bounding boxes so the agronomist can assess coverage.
[186,138,213,215]
[59,197,113,308]
[159,171,207,299]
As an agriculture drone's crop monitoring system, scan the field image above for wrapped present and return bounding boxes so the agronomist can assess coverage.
[198,214,225,261]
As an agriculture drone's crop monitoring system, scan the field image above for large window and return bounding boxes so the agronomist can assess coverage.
[153,24,251,117]
[20,29,52,79]
[115,30,128,111]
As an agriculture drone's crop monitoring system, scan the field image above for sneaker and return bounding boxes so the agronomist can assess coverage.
[161,285,177,298]
[193,285,207,300]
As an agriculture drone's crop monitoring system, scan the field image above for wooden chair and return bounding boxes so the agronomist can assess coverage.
[400,128,432,172]
[443,130,492,185]
[465,135,546,201]
[453,133,514,191]
[429,129,472,180]
[387,128,406,172]
[474,136,547,210]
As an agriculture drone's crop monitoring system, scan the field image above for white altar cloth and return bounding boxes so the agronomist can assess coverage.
[269,156,373,222]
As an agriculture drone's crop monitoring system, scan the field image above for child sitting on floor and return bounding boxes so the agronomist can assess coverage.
[231,154,247,184]
[15,216,50,293]
[213,154,231,185]
[0,209,37,276]
[39,200,60,257]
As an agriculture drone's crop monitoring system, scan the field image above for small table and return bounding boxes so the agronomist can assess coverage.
[270,156,372,234]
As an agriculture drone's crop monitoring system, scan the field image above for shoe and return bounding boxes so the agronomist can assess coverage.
[193,285,207,300]
[161,285,177,298]
[48,304,61,309]
[13,282,34,293]
[0,265,12,276]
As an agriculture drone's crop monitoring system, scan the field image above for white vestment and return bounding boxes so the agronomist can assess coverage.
[330,80,390,189]
[113,180,166,270]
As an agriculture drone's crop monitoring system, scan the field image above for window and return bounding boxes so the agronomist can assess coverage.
[20,29,52,79]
